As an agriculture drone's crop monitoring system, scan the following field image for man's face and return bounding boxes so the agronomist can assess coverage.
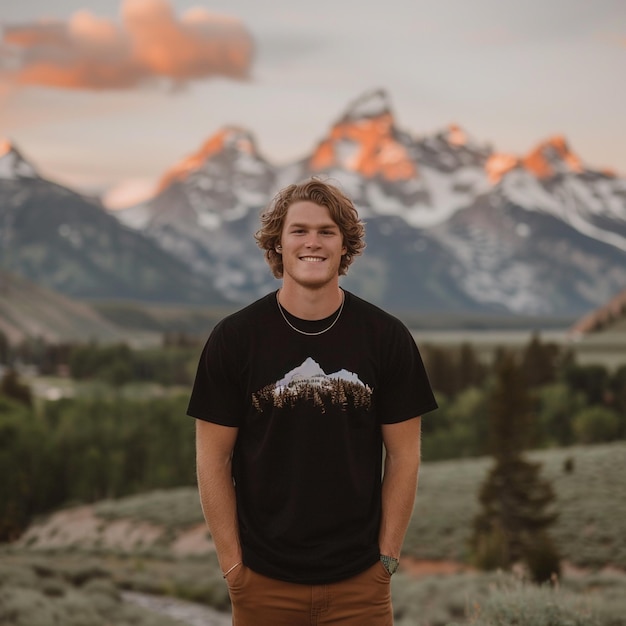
[279,201,347,290]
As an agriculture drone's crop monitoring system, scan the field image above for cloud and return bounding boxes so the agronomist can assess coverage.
[0,0,254,90]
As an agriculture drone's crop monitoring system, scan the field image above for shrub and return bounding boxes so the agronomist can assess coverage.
[457,577,600,626]
[0,557,182,626]
[523,531,561,583]
[572,407,620,444]
[562,364,610,405]
[0,369,32,407]
[471,523,509,571]
[535,383,586,447]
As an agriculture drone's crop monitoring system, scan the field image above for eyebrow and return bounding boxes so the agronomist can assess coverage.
[287,222,340,230]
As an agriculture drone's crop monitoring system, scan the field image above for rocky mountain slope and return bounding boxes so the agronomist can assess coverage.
[3,89,625,317]
[110,89,626,316]
[0,142,227,306]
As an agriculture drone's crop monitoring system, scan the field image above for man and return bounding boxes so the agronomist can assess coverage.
[188,178,437,625]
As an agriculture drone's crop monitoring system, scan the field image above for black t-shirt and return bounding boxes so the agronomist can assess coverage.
[187,290,437,584]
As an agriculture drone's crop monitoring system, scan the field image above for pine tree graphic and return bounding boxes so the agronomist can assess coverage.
[252,378,371,414]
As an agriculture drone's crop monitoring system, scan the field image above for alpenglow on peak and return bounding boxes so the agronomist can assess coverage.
[156,126,260,192]
[522,135,583,178]
[340,88,393,123]
[0,140,39,180]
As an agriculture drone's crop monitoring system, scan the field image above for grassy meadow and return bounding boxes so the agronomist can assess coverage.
[406,442,626,569]
[2,319,625,624]
[3,442,626,625]
[413,327,626,371]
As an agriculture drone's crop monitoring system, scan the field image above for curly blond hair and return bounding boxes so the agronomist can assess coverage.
[255,178,366,278]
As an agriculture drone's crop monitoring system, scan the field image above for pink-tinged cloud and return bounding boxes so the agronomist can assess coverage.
[0,0,254,90]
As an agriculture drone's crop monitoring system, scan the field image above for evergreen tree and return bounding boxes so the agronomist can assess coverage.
[422,345,459,396]
[0,368,32,407]
[609,365,626,435]
[0,330,10,364]
[563,363,610,405]
[521,332,560,388]
[457,342,487,391]
[470,351,560,582]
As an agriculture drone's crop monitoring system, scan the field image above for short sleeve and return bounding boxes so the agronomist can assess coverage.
[186,320,245,426]
[376,320,438,424]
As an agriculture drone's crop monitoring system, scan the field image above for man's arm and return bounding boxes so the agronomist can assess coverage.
[195,419,242,574]
[379,416,422,560]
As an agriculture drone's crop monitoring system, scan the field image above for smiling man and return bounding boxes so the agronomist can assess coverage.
[188,178,438,625]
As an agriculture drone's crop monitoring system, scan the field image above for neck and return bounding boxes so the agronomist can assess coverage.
[277,281,343,320]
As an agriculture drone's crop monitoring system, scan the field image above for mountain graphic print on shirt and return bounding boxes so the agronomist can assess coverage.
[251,357,373,413]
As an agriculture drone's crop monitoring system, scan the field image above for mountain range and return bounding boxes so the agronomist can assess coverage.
[2,89,626,318]
[0,141,226,306]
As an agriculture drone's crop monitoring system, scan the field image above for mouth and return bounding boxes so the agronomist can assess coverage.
[300,256,326,263]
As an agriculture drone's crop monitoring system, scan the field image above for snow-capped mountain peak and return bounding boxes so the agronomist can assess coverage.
[274,357,367,393]
[0,140,39,180]
[156,126,261,193]
[486,136,586,184]
[414,123,492,174]
[485,152,519,183]
[275,357,326,389]
[444,123,469,147]
[431,123,486,153]
[0,139,11,158]
[100,89,626,317]
[522,135,583,179]
[339,88,393,123]
[308,89,417,181]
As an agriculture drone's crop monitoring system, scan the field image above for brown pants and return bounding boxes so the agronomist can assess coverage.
[226,561,393,625]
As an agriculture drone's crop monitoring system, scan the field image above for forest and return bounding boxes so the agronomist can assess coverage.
[1,330,625,541]
[1,329,626,625]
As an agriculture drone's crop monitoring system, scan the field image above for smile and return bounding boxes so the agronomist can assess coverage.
[300,256,325,262]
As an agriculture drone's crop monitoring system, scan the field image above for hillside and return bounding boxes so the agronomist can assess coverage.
[0,270,153,346]
[569,287,626,337]
[13,442,626,571]
[0,145,227,306]
[4,442,626,626]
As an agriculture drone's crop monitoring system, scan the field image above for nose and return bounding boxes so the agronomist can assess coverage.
[305,234,322,248]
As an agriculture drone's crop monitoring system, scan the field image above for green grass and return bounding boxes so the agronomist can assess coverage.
[413,328,626,370]
[80,442,626,571]
[6,441,626,625]
[90,300,235,336]
[2,551,625,626]
[391,570,626,626]
[0,554,184,626]
[406,442,626,569]
[94,487,205,529]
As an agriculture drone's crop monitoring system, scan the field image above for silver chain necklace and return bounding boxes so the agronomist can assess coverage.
[276,290,345,336]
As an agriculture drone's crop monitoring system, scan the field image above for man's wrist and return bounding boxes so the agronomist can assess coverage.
[380,554,400,575]
[222,561,243,578]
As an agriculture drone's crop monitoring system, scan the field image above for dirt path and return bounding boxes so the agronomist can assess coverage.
[123,591,232,626]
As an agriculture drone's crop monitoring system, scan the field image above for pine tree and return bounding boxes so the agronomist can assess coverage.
[457,342,487,391]
[0,368,32,407]
[470,351,560,582]
[521,332,560,388]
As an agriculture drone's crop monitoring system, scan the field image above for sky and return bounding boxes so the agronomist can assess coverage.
[1,0,625,207]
